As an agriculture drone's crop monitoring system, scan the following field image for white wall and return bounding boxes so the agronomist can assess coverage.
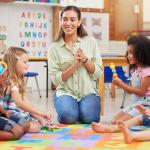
[143,0,150,22]
[143,0,150,29]
[60,0,104,9]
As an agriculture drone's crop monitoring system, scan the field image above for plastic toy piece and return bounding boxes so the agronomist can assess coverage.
[41,125,53,131]
[110,63,118,78]
[0,61,7,78]
[0,61,7,74]
[41,124,53,131]
[130,126,150,131]
[41,123,64,131]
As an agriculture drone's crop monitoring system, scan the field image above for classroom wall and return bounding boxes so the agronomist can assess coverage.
[0,3,53,92]
[1,0,148,92]
[143,0,150,29]
[60,0,104,9]
[143,0,150,22]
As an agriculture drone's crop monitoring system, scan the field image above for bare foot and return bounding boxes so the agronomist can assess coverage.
[91,122,114,133]
[117,121,134,144]
[111,120,117,124]
[22,122,30,133]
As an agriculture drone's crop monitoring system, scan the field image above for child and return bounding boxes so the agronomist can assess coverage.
[0,62,30,141]
[2,47,52,132]
[92,35,150,129]
[112,35,150,124]
[92,105,150,144]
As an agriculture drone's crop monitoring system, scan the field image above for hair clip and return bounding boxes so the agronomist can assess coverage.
[16,56,20,60]
[0,61,7,76]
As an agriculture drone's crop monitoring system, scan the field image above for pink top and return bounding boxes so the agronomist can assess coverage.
[139,67,150,96]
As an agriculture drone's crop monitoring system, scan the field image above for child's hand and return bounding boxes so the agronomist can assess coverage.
[41,112,52,121]
[144,110,150,118]
[1,110,11,118]
[135,104,146,112]
[4,111,11,118]
[112,78,123,86]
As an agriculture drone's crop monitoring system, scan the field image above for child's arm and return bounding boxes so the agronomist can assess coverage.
[24,97,52,126]
[112,78,132,94]
[0,105,5,114]
[0,105,10,118]
[11,90,51,120]
[112,76,150,96]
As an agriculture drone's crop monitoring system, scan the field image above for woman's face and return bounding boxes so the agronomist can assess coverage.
[61,10,81,37]
[16,53,29,76]
[127,45,137,65]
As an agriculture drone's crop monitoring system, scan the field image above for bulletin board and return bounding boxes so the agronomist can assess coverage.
[81,12,109,53]
[0,5,9,43]
[0,3,53,58]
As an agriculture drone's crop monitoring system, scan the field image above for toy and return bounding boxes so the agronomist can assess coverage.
[130,126,150,131]
[0,61,7,77]
[41,123,54,131]
[41,122,63,131]
[110,63,118,78]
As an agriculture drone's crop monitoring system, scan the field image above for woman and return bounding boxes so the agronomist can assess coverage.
[48,6,102,124]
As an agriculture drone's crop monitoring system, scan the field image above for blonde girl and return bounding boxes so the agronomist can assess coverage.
[3,47,52,132]
[0,60,30,140]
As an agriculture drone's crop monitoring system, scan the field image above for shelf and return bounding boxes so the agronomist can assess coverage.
[12,1,61,7]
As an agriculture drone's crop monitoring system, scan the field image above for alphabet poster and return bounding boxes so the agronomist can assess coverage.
[0,3,52,58]
[0,5,9,44]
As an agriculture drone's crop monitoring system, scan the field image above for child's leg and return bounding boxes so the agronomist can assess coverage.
[112,106,141,124]
[28,121,42,133]
[92,115,143,133]
[124,114,143,126]
[22,122,30,133]
[117,121,135,143]
[91,122,119,133]
[0,124,24,141]
[111,111,127,124]
[118,121,150,143]
[9,113,30,133]
[115,113,133,122]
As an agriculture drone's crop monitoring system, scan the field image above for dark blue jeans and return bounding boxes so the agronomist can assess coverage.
[54,94,101,124]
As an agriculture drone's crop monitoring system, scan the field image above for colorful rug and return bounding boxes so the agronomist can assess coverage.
[1,124,150,150]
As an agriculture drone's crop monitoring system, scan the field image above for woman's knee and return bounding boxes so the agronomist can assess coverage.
[58,113,79,124]
[79,95,101,123]
[54,95,79,124]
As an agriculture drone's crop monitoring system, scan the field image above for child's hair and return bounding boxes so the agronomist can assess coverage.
[127,35,150,70]
[125,51,135,72]
[0,60,9,97]
[3,47,28,96]
[0,71,9,97]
